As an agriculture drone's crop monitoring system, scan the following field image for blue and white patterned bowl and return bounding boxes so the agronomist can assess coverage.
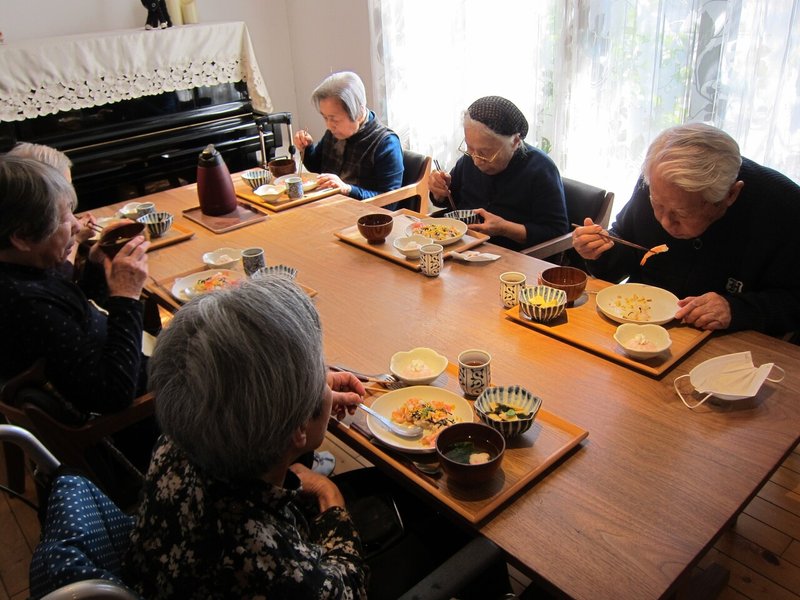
[475,385,542,439]
[519,285,567,322]
[241,168,272,190]
[137,211,173,238]
[252,265,298,281]
[443,209,481,226]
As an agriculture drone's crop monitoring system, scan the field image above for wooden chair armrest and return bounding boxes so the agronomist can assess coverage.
[362,184,421,210]
[519,233,574,259]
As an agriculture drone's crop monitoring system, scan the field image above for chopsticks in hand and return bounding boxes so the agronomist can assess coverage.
[570,222,651,252]
[87,223,105,234]
[434,159,457,212]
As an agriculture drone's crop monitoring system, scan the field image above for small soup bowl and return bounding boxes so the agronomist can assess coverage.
[357,213,394,244]
[268,157,296,178]
[538,266,588,305]
[98,221,146,258]
[436,422,505,485]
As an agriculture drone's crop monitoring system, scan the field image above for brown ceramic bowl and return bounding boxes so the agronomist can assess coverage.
[357,213,394,244]
[98,221,145,258]
[268,157,296,178]
[538,266,588,304]
[435,422,505,485]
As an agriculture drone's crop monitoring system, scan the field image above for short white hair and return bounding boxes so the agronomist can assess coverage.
[311,71,367,122]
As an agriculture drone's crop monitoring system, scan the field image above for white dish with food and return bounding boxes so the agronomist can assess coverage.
[614,323,672,360]
[392,234,430,259]
[275,172,319,193]
[389,347,448,385]
[404,218,467,246]
[202,248,242,270]
[171,269,244,302]
[366,386,474,454]
[596,283,679,325]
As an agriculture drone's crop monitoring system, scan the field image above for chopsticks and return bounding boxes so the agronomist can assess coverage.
[87,222,105,234]
[570,222,651,253]
[433,159,457,212]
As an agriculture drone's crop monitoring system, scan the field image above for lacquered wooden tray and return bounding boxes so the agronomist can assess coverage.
[147,265,317,312]
[333,362,588,524]
[146,223,194,252]
[505,278,712,376]
[182,203,267,233]
[235,181,339,212]
[334,210,489,271]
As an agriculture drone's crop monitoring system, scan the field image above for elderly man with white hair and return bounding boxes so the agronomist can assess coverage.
[573,123,800,336]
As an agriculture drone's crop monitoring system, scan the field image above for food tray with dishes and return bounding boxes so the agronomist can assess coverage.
[146,266,317,311]
[234,176,339,212]
[89,219,194,252]
[506,279,712,376]
[334,362,588,524]
[334,210,489,271]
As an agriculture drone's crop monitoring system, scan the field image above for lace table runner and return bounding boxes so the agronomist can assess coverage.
[0,21,272,122]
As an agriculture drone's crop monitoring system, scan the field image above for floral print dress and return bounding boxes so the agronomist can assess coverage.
[122,437,367,599]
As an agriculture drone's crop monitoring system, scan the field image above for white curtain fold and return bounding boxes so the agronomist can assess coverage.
[371,0,799,216]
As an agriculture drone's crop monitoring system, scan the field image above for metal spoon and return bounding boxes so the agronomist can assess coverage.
[358,404,422,438]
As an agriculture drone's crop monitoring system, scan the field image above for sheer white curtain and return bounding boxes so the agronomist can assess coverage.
[370,0,799,215]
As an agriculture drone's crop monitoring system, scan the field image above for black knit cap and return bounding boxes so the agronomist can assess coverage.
[467,96,528,138]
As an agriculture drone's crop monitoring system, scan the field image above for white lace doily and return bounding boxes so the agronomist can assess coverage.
[0,21,272,122]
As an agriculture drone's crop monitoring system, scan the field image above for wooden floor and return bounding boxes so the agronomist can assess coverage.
[1,437,798,599]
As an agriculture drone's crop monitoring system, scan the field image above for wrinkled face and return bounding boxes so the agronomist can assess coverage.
[319,97,361,141]
[463,121,518,175]
[648,170,733,239]
[24,194,80,269]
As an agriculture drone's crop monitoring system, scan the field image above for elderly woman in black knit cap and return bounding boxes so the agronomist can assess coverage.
[429,96,568,251]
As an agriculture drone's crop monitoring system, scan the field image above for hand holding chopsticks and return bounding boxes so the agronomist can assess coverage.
[433,159,457,211]
[570,222,650,252]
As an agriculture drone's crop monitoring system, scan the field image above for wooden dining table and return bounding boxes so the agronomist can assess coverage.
[90,182,800,600]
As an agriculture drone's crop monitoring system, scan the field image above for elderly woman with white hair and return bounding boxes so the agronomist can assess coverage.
[429,95,568,251]
[294,71,403,200]
[573,123,800,336]
[124,277,368,598]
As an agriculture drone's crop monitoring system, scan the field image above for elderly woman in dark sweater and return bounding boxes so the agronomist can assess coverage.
[294,71,403,200]
[429,95,568,251]
[0,156,149,414]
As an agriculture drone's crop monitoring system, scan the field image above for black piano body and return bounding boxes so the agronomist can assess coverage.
[0,81,281,211]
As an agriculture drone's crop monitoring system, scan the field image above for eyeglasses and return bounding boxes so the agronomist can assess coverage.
[457,139,502,164]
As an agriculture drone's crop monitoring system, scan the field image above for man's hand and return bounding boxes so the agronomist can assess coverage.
[676,292,732,330]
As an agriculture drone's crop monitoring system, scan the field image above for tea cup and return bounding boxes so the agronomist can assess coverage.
[458,349,492,397]
[499,271,527,308]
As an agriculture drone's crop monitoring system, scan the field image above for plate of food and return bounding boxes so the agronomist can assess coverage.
[274,172,319,193]
[595,283,679,325]
[171,269,244,302]
[366,386,474,454]
[404,218,468,246]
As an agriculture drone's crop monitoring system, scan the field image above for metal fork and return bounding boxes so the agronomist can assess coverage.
[329,365,406,390]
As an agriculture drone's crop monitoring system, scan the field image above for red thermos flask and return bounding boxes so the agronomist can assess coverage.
[197,144,238,216]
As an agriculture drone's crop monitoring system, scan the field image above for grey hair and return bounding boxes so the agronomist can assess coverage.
[462,113,527,156]
[311,71,367,122]
[149,276,327,481]
[0,156,77,249]
[643,123,742,204]
[7,142,73,175]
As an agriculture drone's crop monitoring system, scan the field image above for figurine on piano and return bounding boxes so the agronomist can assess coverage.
[141,0,172,30]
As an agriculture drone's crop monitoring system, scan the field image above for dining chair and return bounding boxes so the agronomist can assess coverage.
[0,358,154,501]
[362,149,433,213]
[520,177,614,263]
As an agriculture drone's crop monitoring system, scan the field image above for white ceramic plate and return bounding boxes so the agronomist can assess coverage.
[366,386,474,454]
[404,218,468,246]
[275,172,319,193]
[596,283,679,325]
[171,269,244,302]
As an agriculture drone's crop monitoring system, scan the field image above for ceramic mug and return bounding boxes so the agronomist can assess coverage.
[241,247,266,277]
[285,176,304,199]
[499,271,527,308]
[136,202,156,218]
[419,243,444,277]
[458,349,492,397]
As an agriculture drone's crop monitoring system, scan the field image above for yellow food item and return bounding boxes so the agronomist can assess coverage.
[528,295,560,308]
[485,401,532,422]
[391,397,459,446]
[410,222,459,240]
[611,293,653,321]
